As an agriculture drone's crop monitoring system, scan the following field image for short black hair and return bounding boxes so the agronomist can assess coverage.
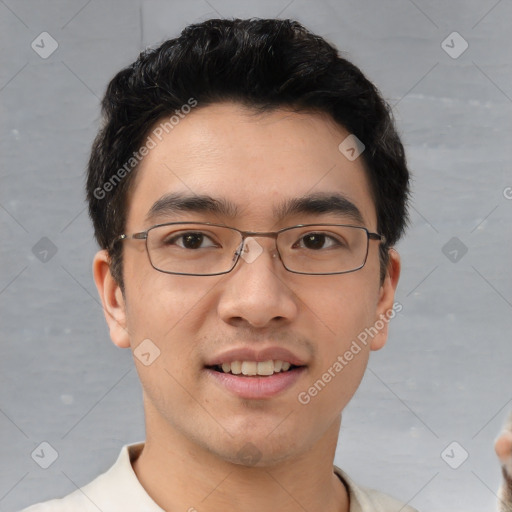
[87,17,410,289]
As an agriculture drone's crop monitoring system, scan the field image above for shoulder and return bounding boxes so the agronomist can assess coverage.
[18,443,161,512]
[334,466,420,512]
[18,469,120,512]
[19,492,96,512]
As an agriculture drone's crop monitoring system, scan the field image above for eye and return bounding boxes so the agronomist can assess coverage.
[295,232,343,250]
[165,231,218,249]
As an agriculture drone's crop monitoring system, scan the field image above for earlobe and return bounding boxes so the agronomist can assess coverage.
[370,249,401,351]
[92,250,131,349]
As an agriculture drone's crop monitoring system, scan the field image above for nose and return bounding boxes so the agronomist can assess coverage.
[217,237,299,329]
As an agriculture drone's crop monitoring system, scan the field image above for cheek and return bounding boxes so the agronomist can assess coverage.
[294,275,378,407]
[123,263,208,336]
[122,276,210,415]
[122,271,221,378]
[297,273,379,338]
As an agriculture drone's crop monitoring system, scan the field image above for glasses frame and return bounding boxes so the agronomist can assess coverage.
[112,221,387,276]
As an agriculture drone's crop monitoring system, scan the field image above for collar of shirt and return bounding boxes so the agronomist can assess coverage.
[21,443,418,512]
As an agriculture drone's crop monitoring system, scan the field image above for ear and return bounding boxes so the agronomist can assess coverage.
[93,250,131,349]
[370,248,401,351]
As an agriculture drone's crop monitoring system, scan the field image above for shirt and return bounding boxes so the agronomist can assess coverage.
[21,443,419,512]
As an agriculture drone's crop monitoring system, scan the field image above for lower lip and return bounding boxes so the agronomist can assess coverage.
[205,367,306,399]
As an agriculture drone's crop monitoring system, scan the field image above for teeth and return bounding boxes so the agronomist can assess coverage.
[230,361,242,374]
[241,361,257,376]
[257,361,274,376]
[218,360,295,376]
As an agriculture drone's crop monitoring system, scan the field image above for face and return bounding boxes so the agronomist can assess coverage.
[94,102,400,467]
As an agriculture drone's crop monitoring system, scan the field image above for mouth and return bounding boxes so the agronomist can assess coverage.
[204,360,307,399]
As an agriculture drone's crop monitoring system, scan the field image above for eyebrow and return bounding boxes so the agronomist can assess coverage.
[145,193,239,222]
[145,191,365,225]
[275,192,365,225]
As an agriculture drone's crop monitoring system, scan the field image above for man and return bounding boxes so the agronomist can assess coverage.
[22,18,512,512]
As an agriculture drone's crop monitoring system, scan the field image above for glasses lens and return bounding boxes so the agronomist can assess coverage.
[147,224,242,275]
[277,225,369,274]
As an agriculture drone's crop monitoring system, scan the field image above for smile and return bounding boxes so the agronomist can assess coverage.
[211,359,298,376]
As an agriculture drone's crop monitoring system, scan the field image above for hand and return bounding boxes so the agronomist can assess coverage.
[496,413,512,512]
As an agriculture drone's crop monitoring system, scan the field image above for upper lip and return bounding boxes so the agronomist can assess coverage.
[205,346,308,367]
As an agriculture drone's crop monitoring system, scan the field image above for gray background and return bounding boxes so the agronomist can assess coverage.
[1,1,511,511]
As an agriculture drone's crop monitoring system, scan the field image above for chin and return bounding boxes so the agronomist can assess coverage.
[207,434,303,468]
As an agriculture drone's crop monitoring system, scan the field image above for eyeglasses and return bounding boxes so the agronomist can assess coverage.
[112,222,386,276]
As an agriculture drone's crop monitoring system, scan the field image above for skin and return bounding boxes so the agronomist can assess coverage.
[93,102,401,512]
[496,414,512,511]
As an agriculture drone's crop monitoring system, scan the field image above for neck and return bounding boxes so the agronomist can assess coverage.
[132,406,349,512]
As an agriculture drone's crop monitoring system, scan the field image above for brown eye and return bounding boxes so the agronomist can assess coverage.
[165,231,217,249]
[302,234,327,250]
[294,233,342,250]
[181,233,204,249]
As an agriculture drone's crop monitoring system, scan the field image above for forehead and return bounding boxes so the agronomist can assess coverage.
[126,103,376,229]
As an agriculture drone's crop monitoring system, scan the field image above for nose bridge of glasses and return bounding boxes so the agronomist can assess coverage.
[240,230,279,240]
[235,231,280,261]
